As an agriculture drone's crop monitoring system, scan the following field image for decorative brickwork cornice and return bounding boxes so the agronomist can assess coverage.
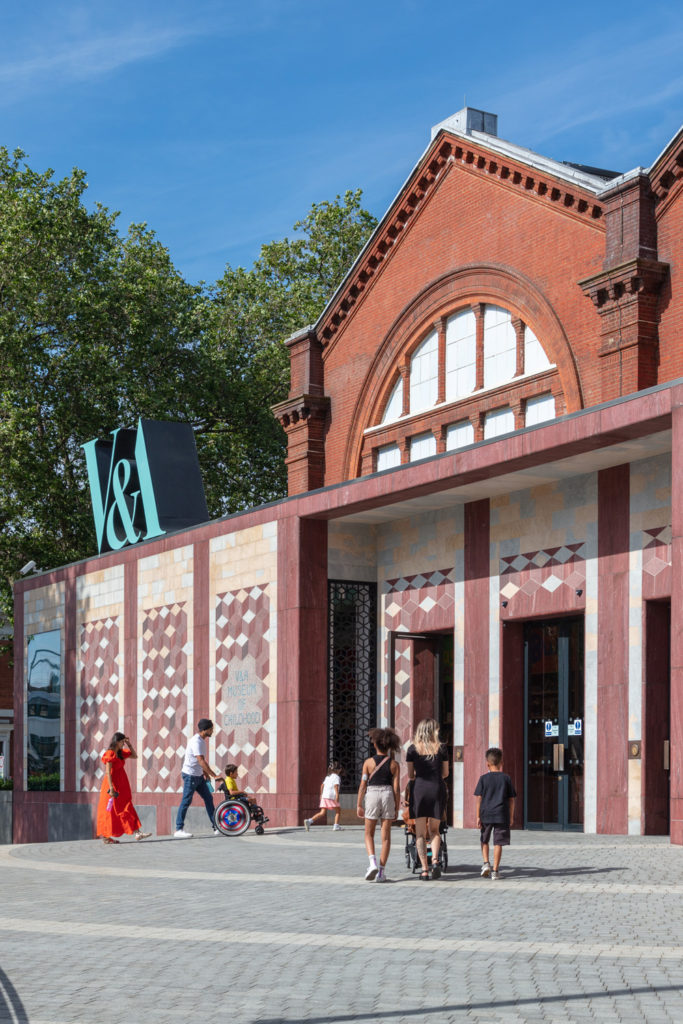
[318,134,605,350]
[271,393,330,431]
[650,130,683,216]
[579,258,669,316]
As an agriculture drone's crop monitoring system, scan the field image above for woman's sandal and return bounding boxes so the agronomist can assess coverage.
[135,831,152,841]
[102,837,119,845]
[420,870,430,881]
[431,862,442,880]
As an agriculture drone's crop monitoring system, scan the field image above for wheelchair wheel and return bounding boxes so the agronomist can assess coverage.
[255,825,265,835]
[442,846,448,871]
[214,799,251,836]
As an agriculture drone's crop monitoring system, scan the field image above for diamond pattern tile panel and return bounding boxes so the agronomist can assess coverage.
[140,603,188,793]
[214,585,272,793]
[500,543,585,575]
[77,617,120,792]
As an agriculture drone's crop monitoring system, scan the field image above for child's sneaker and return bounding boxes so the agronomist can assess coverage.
[332,823,342,831]
[480,862,491,877]
[304,819,312,831]
[491,870,500,880]
[376,867,387,882]
[365,863,378,881]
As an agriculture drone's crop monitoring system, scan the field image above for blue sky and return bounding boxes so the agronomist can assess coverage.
[1,1,682,283]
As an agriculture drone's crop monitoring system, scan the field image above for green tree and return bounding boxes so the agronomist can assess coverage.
[0,152,377,620]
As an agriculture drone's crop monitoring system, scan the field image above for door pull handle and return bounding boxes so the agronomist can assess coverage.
[663,739,670,772]
[553,743,565,772]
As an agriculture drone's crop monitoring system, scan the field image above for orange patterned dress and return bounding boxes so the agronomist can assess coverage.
[96,749,142,838]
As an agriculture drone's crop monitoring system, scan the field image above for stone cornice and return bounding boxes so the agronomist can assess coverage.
[318,133,606,350]
[579,258,669,310]
[271,393,330,430]
[650,136,683,216]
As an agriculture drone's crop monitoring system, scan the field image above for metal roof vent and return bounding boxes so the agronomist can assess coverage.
[431,106,498,141]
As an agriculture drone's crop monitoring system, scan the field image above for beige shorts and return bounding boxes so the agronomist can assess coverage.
[364,785,396,820]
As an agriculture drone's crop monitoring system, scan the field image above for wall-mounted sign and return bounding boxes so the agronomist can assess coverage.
[82,419,209,554]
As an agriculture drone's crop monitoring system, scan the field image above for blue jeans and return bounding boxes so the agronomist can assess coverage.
[176,773,215,831]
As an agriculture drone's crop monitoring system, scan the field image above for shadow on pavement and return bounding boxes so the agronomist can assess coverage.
[254,983,683,1023]
[0,965,29,1023]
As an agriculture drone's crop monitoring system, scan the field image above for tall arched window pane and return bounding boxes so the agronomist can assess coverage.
[525,327,552,375]
[409,330,438,414]
[445,309,476,401]
[484,306,516,389]
[381,377,403,425]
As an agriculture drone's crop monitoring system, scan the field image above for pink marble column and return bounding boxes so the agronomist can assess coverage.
[670,400,683,844]
[277,515,328,825]
[596,465,630,834]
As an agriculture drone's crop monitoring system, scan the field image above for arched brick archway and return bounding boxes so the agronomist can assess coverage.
[342,263,583,479]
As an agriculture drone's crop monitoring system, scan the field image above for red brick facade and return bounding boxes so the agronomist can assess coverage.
[276,114,683,495]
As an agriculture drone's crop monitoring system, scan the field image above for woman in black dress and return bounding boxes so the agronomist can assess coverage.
[406,718,449,880]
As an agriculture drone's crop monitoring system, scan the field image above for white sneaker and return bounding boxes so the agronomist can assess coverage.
[332,824,342,831]
[174,829,193,839]
[304,819,311,831]
[365,863,378,881]
[491,870,500,880]
[211,828,220,836]
[376,869,387,883]
[480,862,491,877]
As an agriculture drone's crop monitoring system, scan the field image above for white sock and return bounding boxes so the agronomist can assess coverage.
[369,855,377,867]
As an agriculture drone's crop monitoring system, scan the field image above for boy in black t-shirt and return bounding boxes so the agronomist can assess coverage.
[474,747,516,879]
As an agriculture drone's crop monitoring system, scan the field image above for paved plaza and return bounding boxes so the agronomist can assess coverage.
[1,826,683,1023]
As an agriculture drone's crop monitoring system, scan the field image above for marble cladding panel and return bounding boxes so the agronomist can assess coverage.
[77,617,121,792]
[210,522,278,592]
[328,523,378,581]
[377,508,463,580]
[137,546,194,793]
[631,453,671,596]
[393,636,411,751]
[139,602,189,793]
[76,564,125,620]
[212,584,275,793]
[76,565,124,793]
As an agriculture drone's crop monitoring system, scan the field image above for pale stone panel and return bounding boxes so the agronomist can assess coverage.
[628,758,642,836]
[629,453,671,533]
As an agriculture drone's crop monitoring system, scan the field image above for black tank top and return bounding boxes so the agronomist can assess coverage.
[368,753,394,787]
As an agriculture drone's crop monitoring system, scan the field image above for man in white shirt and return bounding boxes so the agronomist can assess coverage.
[174,719,223,838]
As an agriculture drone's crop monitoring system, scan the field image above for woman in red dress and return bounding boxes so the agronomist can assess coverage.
[96,732,151,844]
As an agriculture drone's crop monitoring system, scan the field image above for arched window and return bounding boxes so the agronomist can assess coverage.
[524,327,551,376]
[381,376,403,425]
[409,330,438,413]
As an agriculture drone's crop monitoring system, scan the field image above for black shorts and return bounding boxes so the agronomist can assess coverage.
[480,823,510,846]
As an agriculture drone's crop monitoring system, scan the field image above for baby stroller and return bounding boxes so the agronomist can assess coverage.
[402,781,449,873]
[214,785,269,837]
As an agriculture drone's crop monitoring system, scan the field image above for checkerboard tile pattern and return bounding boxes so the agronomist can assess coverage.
[77,617,120,792]
[139,603,189,793]
[498,545,586,601]
[213,585,273,793]
[642,526,671,577]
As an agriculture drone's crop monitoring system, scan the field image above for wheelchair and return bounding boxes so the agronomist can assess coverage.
[213,795,270,836]
[404,820,449,873]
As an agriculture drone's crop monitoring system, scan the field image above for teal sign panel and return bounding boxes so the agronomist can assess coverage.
[81,419,209,554]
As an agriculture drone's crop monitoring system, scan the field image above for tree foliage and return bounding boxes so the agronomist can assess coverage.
[0,146,376,621]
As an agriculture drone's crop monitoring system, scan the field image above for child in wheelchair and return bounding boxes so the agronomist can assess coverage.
[402,780,448,873]
[214,764,269,835]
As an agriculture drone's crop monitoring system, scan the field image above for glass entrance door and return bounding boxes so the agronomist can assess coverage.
[524,618,584,830]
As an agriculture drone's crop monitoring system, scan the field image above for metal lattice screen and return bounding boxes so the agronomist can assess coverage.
[328,580,377,793]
